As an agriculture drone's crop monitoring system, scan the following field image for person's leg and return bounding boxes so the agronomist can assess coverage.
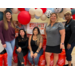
[15,50,21,66]
[5,42,13,66]
[16,51,24,66]
[28,51,34,66]
[66,43,75,66]
[34,49,43,66]
[17,57,21,66]
[10,39,15,64]
[45,52,51,66]
[53,53,58,66]
[10,39,15,52]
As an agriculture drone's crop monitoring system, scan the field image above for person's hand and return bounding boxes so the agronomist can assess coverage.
[60,44,64,49]
[33,53,38,58]
[67,44,71,49]
[30,51,34,58]
[15,33,18,37]
[17,47,22,53]
[3,44,6,48]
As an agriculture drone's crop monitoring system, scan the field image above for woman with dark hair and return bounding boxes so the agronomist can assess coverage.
[64,11,75,66]
[15,29,28,66]
[28,27,43,66]
[0,10,15,66]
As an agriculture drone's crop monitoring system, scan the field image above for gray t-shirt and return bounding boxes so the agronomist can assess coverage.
[45,22,65,46]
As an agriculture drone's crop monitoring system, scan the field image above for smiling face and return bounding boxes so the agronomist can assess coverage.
[33,28,38,35]
[5,12,12,20]
[64,13,71,21]
[50,13,57,22]
[20,30,25,37]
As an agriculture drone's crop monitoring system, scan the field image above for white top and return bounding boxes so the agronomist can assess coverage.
[0,40,4,53]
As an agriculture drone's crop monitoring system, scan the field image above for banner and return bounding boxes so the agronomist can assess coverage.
[27,22,47,34]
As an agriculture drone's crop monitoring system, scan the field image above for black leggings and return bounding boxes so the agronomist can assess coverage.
[16,50,24,66]
[65,43,75,61]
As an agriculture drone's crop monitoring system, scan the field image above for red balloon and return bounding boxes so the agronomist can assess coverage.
[18,8,25,11]
[35,8,37,9]
[41,8,47,13]
[18,11,31,25]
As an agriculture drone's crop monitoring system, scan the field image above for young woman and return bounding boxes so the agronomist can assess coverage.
[28,27,43,66]
[44,13,65,66]
[15,29,28,66]
[64,11,75,66]
[0,10,15,66]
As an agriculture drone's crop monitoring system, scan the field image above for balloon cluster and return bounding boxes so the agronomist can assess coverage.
[15,8,75,25]
[17,8,55,24]
[17,8,47,25]
[0,8,74,24]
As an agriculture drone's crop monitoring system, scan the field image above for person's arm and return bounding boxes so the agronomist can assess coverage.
[21,39,28,49]
[0,21,5,45]
[58,22,65,49]
[28,36,33,52]
[59,29,65,44]
[59,29,65,49]
[15,37,19,49]
[44,28,47,39]
[36,36,43,53]
[68,21,75,44]
[44,24,47,39]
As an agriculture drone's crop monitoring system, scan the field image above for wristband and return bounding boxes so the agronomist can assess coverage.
[60,43,64,45]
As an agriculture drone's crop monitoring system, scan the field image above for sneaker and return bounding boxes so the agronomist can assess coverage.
[63,64,68,66]
[63,64,73,66]
[21,64,24,66]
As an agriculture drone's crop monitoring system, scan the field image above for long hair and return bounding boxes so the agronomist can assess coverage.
[32,27,43,46]
[3,11,15,30]
[47,13,58,26]
[18,29,28,42]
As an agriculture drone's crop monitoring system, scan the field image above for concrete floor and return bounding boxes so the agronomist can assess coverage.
[65,55,75,66]
[12,55,75,66]
[12,47,75,66]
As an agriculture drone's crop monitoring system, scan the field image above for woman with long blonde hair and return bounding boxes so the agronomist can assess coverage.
[44,13,65,66]
[0,10,15,66]
[28,27,43,66]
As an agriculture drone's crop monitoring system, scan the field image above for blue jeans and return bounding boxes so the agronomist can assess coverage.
[28,49,43,65]
[65,43,75,61]
[5,39,15,66]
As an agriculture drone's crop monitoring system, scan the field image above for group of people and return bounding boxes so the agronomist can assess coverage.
[0,10,75,66]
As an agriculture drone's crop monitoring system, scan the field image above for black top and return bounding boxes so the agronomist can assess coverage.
[31,36,38,53]
[65,19,75,45]
[0,49,6,54]
[15,37,28,55]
